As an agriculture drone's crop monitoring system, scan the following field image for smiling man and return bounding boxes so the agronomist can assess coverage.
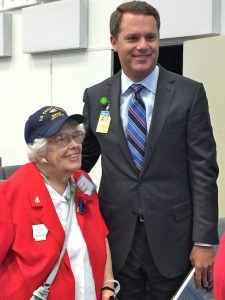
[81,1,219,300]
[110,10,159,82]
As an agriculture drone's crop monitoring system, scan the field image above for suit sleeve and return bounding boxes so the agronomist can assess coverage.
[187,83,219,244]
[82,88,101,173]
[213,233,225,300]
[0,189,14,264]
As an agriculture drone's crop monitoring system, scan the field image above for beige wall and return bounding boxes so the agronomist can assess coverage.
[183,36,225,217]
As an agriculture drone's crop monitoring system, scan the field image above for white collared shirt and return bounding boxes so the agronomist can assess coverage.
[120,65,159,134]
[46,183,96,300]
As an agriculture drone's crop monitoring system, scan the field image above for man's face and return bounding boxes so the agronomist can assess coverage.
[111,13,159,82]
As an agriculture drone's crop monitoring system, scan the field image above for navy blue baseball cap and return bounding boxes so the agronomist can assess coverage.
[24,106,85,144]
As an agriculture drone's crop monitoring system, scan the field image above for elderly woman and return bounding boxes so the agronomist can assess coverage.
[0,106,118,300]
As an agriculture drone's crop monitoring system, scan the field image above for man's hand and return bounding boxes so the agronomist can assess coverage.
[190,245,215,289]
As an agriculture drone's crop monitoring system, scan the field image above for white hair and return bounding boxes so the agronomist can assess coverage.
[76,123,85,133]
[27,138,48,162]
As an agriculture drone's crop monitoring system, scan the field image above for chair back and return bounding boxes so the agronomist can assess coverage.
[0,165,21,180]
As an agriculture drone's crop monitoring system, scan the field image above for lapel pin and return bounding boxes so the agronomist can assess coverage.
[35,196,40,203]
[100,97,111,111]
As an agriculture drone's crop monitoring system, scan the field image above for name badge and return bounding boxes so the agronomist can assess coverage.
[77,174,95,196]
[96,111,111,133]
[32,224,48,241]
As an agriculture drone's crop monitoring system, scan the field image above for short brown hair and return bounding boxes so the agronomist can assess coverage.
[110,1,160,38]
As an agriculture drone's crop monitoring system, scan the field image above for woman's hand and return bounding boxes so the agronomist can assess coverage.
[101,289,115,300]
[102,239,120,299]
[102,238,115,300]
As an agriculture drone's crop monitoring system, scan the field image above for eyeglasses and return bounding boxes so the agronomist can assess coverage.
[50,131,85,147]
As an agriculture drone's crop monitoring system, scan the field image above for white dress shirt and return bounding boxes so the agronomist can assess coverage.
[46,183,96,300]
[120,65,159,135]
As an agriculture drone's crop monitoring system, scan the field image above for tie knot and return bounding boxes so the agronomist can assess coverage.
[131,83,144,95]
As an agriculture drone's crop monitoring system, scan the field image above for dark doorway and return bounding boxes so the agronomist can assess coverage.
[158,45,183,74]
[113,44,183,75]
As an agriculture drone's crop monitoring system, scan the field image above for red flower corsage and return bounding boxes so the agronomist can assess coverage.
[76,186,94,213]
[73,173,96,213]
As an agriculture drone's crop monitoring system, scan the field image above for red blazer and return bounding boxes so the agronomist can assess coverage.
[0,163,108,300]
[214,233,225,300]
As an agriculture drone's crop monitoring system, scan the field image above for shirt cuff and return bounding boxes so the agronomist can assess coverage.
[194,242,213,247]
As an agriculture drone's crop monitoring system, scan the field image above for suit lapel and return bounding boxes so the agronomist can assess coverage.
[106,68,175,175]
[29,169,64,240]
[28,164,71,268]
[141,67,175,174]
[108,73,140,174]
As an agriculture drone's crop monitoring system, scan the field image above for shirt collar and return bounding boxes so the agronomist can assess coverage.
[46,182,70,204]
[121,65,159,95]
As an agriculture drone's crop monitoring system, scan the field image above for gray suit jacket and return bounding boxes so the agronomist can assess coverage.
[82,66,218,277]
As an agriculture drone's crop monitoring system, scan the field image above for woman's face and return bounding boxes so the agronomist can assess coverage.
[45,122,84,175]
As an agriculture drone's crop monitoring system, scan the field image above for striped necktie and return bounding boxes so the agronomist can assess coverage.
[127,84,147,171]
